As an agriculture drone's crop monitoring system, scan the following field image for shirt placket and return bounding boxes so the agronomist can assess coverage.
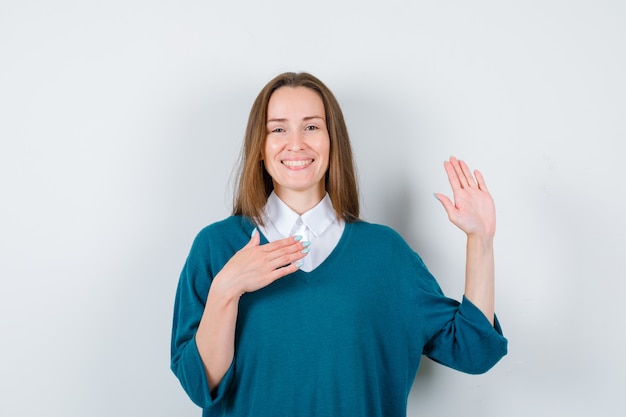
[291,217,311,271]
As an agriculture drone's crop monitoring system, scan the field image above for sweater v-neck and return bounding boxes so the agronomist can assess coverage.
[259,221,354,284]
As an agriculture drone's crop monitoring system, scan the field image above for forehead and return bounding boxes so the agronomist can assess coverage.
[267,86,325,119]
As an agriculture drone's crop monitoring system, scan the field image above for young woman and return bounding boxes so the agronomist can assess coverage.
[170,72,507,416]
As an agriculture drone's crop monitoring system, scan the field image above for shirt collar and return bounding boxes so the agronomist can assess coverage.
[263,191,337,238]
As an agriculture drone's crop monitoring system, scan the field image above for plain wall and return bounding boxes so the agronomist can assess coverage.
[1,1,624,416]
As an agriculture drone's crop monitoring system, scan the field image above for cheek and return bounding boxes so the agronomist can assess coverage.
[264,140,280,158]
[320,139,331,162]
[261,144,272,161]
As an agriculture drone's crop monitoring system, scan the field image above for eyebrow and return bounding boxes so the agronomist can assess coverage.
[266,116,325,124]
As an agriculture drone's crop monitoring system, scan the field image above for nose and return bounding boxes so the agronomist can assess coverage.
[287,130,305,151]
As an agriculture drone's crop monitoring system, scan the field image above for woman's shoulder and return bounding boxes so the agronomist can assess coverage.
[348,220,430,273]
[349,220,411,247]
[350,219,404,238]
[199,215,248,232]
[192,215,252,244]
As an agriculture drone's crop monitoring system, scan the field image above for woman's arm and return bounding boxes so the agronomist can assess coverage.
[434,157,496,325]
[195,229,308,390]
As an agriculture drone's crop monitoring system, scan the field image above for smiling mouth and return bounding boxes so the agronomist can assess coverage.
[282,159,313,168]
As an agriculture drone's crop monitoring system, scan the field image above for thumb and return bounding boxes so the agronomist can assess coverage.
[434,193,456,218]
[245,227,261,248]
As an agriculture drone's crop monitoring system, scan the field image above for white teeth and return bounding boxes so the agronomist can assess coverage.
[283,160,312,167]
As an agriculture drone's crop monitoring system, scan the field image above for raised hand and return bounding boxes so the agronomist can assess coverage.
[434,157,496,239]
[212,229,309,299]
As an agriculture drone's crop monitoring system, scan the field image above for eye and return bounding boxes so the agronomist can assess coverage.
[305,125,319,131]
[270,127,285,133]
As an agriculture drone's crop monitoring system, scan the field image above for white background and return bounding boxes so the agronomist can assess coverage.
[1,1,624,416]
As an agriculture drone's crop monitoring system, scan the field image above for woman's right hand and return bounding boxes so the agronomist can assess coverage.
[197,227,308,390]
[212,228,309,300]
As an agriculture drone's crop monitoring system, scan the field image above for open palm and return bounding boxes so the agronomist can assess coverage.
[434,157,496,238]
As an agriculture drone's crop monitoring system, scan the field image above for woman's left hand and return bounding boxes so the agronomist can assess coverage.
[434,157,496,238]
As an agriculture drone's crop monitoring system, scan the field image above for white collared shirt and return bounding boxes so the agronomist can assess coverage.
[258,191,345,272]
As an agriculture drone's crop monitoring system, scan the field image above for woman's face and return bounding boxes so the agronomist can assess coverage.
[263,86,330,202]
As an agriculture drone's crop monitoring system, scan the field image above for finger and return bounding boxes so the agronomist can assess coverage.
[265,243,310,270]
[449,156,469,189]
[474,169,489,192]
[434,193,457,215]
[265,261,302,284]
[242,260,300,293]
[458,159,477,188]
[259,243,307,270]
[444,160,462,192]
[261,235,303,252]
[256,248,308,284]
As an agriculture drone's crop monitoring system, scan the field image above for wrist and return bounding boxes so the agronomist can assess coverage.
[466,234,495,259]
[467,233,494,247]
[210,273,244,306]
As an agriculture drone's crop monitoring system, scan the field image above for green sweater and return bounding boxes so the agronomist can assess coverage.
[171,216,507,416]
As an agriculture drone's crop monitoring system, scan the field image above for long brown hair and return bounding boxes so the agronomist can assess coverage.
[232,72,359,225]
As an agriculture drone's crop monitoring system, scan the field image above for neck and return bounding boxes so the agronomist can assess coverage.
[273,188,325,215]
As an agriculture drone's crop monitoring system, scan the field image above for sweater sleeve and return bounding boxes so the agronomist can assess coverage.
[170,233,235,409]
[421,295,507,374]
[411,254,508,374]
